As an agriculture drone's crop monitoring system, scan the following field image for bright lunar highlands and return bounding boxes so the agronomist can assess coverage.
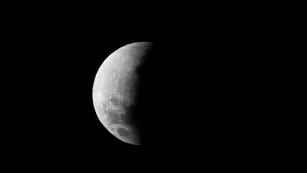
[92,42,152,145]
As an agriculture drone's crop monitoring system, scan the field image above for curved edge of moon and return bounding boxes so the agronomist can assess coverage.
[92,42,152,145]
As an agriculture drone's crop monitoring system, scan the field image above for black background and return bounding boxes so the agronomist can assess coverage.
[2,3,290,171]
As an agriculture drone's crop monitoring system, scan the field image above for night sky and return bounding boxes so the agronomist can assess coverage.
[2,5,285,171]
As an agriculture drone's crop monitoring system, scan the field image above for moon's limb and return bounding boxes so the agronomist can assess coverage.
[92,42,152,145]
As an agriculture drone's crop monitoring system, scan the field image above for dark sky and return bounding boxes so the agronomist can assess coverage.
[2,5,286,171]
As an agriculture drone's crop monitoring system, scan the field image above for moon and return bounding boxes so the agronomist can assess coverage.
[92,42,152,145]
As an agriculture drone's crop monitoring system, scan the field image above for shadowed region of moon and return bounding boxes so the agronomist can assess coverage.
[92,42,153,145]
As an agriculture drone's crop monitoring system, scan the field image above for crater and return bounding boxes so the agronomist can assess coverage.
[109,95,122,107]
[117,127,129,137]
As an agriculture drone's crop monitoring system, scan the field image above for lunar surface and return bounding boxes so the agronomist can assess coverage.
[92,42,152,145]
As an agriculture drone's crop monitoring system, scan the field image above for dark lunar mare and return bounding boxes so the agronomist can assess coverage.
[100,99,122,124]
[117,128,129,137]
[109,96,122,107]
[104,95,138,127]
